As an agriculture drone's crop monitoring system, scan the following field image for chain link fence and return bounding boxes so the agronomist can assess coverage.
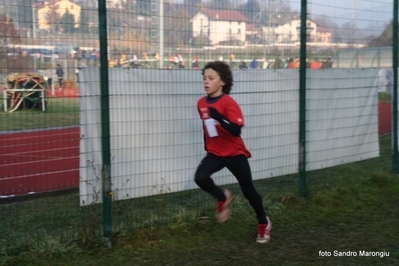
[0,0,396,254]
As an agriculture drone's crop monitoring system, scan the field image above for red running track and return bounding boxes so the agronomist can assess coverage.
[0,127,79,197]
[378,102,392,136]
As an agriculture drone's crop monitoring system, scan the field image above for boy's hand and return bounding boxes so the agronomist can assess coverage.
[208,107,223,121]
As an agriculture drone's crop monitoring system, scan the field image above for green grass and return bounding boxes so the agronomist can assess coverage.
[0,98,79,131]
[379,92,392,103]
[1,135,398,265]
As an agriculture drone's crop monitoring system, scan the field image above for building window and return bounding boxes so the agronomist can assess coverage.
[238,29,241,34]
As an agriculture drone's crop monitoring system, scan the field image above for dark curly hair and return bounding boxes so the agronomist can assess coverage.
[202,61,233,94]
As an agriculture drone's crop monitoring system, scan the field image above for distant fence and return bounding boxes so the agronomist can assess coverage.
[334,47,394,69]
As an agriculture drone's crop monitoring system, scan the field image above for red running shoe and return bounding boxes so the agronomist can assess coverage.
[216,190,233,223]
[256,217,272,244]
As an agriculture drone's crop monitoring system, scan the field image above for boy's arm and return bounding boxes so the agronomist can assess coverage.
[208,107,241,136]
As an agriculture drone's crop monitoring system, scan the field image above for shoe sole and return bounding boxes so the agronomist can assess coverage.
[256,239,270,244]
[256,230,271,244]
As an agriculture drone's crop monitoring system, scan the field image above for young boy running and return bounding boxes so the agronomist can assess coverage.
[194,61,272,244]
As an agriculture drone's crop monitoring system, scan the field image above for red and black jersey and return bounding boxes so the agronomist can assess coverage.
[197,94,251,158]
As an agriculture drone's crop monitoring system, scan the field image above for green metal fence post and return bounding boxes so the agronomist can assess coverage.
[98,0,112,247]
[299,0,307,198]
[393,0,398,173]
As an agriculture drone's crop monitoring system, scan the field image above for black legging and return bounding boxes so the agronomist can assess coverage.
[47,78,52,89]
[194,153,267,224]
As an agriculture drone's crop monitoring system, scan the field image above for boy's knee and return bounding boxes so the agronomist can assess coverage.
[194,173,208,185]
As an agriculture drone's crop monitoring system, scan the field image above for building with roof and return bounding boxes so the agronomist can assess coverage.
[191,9,249,45]
[37,0,81,31]
[263,19,332,44]
[264,19,316,44]
[315,26,332,43]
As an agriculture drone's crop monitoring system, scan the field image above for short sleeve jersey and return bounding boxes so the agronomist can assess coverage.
[197,94,251,158]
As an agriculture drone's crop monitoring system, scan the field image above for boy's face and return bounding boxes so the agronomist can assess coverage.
[202,68,225,98]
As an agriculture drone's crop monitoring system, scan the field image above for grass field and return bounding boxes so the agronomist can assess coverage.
[0,98,79,131]
[1,135,398,266]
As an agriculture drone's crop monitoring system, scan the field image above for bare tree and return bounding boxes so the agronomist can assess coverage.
[205,0,233,9]
[0,15,20,48]
[0,14,30,73]
[368,21,396,47]
[340,21,365,45]
[165,8,192,46]
[46,4,61,35]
